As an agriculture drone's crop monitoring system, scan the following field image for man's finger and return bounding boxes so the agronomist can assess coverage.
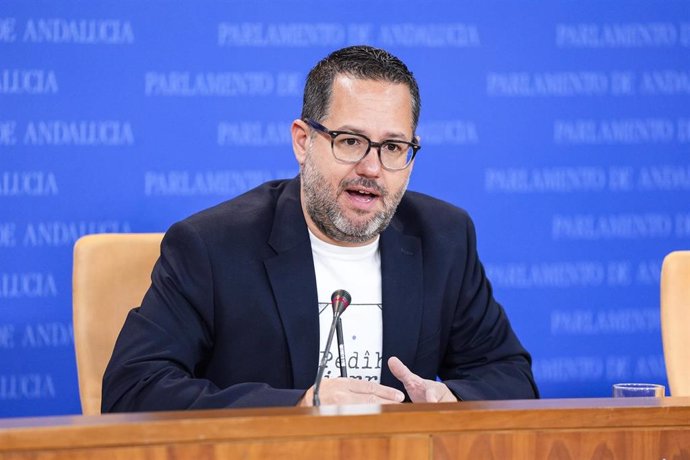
[388,356,422,386]
[388,357,457,403]
[300,378,405,405]
[388,356,431,403]
[347,379,405,402]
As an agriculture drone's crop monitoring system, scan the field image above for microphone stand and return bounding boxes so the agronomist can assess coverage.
[313,289,351,407]
[313,310,341,407]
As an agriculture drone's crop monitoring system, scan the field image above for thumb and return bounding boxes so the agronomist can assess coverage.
[388,356,429,402]
[387,356,413,383]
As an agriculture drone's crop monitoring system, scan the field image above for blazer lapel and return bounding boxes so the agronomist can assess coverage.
[379,218,424,389]
[263,179,319,390]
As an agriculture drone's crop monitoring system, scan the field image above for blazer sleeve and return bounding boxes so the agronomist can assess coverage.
[101,220,305,412]
[439,216,540,400]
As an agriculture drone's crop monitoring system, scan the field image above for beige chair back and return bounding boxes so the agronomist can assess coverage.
[661,250,690,396]
[72,233,163,415]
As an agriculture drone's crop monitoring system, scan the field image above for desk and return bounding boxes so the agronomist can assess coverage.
[1,398,689,459]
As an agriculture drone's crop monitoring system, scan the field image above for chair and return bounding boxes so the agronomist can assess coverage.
[660,250,690,396]
[72,233,164,415]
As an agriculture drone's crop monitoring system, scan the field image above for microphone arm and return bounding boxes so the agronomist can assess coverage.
[312,311,341,406]
[312,289,351,407]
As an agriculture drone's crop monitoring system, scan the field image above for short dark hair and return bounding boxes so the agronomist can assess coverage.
[301,45,421,133]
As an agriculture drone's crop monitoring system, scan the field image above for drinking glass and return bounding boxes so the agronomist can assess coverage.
[612,383,665,398]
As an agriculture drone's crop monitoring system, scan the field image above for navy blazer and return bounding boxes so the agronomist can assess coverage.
[102,178,538,411]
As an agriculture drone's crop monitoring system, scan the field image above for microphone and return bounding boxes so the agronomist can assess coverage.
[313,289,351,406]
[330,292,351,379]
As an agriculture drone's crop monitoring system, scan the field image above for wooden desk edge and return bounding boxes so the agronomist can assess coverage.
[1,397,689,452]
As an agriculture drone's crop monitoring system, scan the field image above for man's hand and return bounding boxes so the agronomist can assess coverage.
[388,356,457,403]
[298,377,405,407]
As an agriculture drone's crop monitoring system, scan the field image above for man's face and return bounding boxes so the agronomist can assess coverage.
[294,75,415,246]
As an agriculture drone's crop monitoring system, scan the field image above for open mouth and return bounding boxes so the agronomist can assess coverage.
[345,187,380,203]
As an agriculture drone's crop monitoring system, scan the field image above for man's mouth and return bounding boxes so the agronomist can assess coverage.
[345,187,380,203]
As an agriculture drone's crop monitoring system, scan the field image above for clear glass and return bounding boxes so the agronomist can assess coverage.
[304,118,419,171]
[612,383,665,398]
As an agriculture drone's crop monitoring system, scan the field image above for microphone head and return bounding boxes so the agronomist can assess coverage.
[330,289,351,315]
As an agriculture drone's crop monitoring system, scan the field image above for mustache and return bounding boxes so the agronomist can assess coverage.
[339,177,387,197]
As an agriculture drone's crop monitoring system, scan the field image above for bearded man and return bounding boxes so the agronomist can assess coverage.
[103,46,538,412]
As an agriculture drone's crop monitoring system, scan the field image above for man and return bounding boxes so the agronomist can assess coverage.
[102,46,538,412]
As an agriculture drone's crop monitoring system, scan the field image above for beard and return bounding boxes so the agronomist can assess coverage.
[300,148,409,244]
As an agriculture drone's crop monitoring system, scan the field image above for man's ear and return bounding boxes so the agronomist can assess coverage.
[291,119,310,166]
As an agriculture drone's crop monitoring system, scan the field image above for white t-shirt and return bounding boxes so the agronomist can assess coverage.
[309,229,383,382]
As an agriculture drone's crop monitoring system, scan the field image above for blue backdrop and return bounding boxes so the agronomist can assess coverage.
[1,0,688,417]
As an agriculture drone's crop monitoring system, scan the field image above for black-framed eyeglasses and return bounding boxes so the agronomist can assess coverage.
[303,118,420,171]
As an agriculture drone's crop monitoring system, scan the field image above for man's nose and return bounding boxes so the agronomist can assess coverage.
[354,146,382,177]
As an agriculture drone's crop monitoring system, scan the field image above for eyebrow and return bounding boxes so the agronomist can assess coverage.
[336,124,409,141]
